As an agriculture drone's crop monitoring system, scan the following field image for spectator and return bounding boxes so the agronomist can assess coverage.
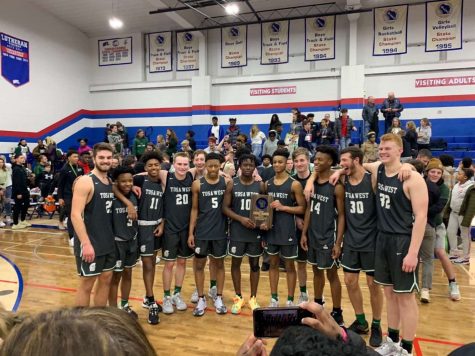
[416,118,432,151]
[36,162,54,198]
[250,124,266,158]
[335,108,356,150]
[207,116,225,142]
[290,108,302,134]
[132,129,148,159]
[45,137,61,172]
[381,91,404,134]
[108,124,123,154]
[33,154,48,176]
[156,135,167,152]
[235,134,251,153]
[439,154,456,189]
[274,122,284,140]
[417,149,432,167]
[14,138,30,157]
[458,156,473,172]
[362,96,379,139]
[258,154,272,171]
[145,142,156,153]
[318,117,335,145]
[204,136,221,154]
[277,139,287,151]
[32,139,47,161]
[104,123,111,143]
[405,121,418,156]
[226,117,241,146]
[122,154,137,171]
[361,131,379,163]
[218,137,233,156]
[116,122,129,153]
[180,139,194,157]
[185,130,197,151]
[11,154,30,230]
[0,156,12,227]
[262,130,278,156]
[78,151,93,175]
[222,161,236,178]
[387,118,402,135]
[298,119,314,153]
[77,138,92,156]
[399,130,412,163]
[269,113,282,131]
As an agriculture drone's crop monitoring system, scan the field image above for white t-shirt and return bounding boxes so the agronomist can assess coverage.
[211,126,220,141]
[251,131,266,145]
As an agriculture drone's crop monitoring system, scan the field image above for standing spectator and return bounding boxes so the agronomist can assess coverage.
[11,154,30,230]
[388,118,402,135]
[361,131,379,163]
[186,130,197,151]
[116,122,129,153]
[32,139,47,162]
[405,121,418,157]
[439,154,456,190]
[226,118,241,146]
[275,122,284,140]
[0,156,12,226]
[45,137,61,172]
[14,138,30,157]
[165,128,178,158]
[269,114,282,131]
[104,123,111,143]
[78,151,93,175]
[362,96,379,139]
[290,108,303,134]
[250,124,266,158]
[399,130,412,163]
[156,135,167,152]
[207,116,225,142]
[417,118,432,151]
[263,130,278,157]
[108,124,123,155]
[132,129,148,159]
[298,120,314,153]
[318,117,335,145]
[77,138,92,156]
[381,92,404,134]
[335,108,356,150]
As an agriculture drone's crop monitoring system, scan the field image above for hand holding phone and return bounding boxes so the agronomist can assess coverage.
[253,307,314,338]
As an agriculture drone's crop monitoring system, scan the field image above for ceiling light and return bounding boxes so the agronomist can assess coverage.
[109,17,123,29]
[225,3,239,15]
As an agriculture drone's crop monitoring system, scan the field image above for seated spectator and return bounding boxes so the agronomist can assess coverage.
[361,131,379,163]
[417,118,432,150]
[298,119,314,154]
[263,131,278,156]
[122,155,137,171]
[33,154,48,176]
[274,123,284,140]
[405,121,418,155]
[108,124,123,155]
[36,162,54,198]
[180,139,194,158]
[204,136,221,154]
[222,161,236,178]
[235,134,251,152]
[78,151,93,175]
[277,139,287,151]
[439,154,456,189]
[387,118,403,135]
[417,149,432,167]
[458,156,473,173]
[32,139,47,161]
[77,138,92,156]
[185,130,197,151]
[250,124,266,158]
[145,142,157,153]
[132,129,148,159]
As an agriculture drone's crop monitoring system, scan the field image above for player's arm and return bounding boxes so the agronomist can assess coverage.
[187,180,200,248]
[303,170,318,200]
[71,176,95,262]
[112,184,137,221]
[403,174,428,273]
[333,183,345,259]
[362,161,381,176]
[300,202,311,251]
[271,181,306,215]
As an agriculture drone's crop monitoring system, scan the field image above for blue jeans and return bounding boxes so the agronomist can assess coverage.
[252,143,262,158]
[339,137,351,150]
[4,186,12,217]
[363,121,371,140]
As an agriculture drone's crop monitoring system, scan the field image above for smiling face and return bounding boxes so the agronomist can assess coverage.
[116,173,133,195]
[173,156,190,176]
[93,150,112,173]
[272,155,287,174]
[339,152,356,176]
[313,152,332,174]
[145,158,161,179]
[293,154,309,175]
[206,159,221,179]
[193,153,206,170]
[427,168,442,183]
[378,139,402,164]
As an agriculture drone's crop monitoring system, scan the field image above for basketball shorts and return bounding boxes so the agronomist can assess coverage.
[113,238,139,272]
[265,243,298,259]
[162,229,194,261]
[76,250,116,277]
[296,229,307,263]
[138,225,161,257]
[341,246,375,275]
[307,241,339,270]
[194,239,227,258]
[228,240,263,258]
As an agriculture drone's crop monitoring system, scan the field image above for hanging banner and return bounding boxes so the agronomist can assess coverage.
[373,5,408,56]
[98,37,132,66]
[425,0,463,52]
[149,32,172,72]
[221,25,247,68]
[1,33,29,87]
[176,31,199,71]
[304,16,336,61]
[261,21,289,65]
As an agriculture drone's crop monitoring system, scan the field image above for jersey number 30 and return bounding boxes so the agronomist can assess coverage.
[349,201,364,214]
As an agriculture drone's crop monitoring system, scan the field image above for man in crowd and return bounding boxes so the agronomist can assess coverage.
[362,96,379,139]
[381,92,404,134]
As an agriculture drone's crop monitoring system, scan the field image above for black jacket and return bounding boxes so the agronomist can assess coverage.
[12,164,28,196]
[57,163,83,200]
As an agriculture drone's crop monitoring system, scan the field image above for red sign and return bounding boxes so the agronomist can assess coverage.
[250,86,297,96]
[415,76,475,88]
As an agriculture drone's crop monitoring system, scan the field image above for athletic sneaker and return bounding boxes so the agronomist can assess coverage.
[148,303,160,324]
[11,224,25,230]
[420,288,430,303]
[190,289,199,303]
[214,296,227,314]
[453,256,470,265]
[162,296,174,314]
[448,251,460,260]
[142,298,163,312]
[348,319,369,334]
[231,295,245,315]
[208,286,218,300]
[248,297,260,311]
[69,238,74,247]
[297,292,309,304]
[375,336,401,355]
[0,221,6,228]
[393,349,411,356]
[5,216,12,226]
[449,281,461,301]
[268,298,279,307]
[285,300,294,306]
[121,303,138,319]
[330,310,344,326]
[193,297,207,317]
[172,292,188,311]
[20,220,31,227]
[369,324,383,347]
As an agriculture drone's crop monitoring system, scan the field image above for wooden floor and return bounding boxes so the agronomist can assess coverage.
[0,225,474,355]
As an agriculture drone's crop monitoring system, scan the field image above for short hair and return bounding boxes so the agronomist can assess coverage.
[273,148,290,160]
[307,113,315,118]
[461,157,473,169]
[66,149,79,158]
[109,124,117,129]
[408,159,425,174]
[122,155,136,167]
[340,146,364,164]
[340,108,348,114]
[206,152,224,163]
[261,154,272,161]
[174,152,190,160]
[193,150,207,160]
[302,119,310,127]
[316,145,339,166]
[417,148,432,159]
[238,154,257,167]
[292,147,310,161]
[92,143,113,157]
[141,150,163,164]
[112,166,135,181]
[380,133,403,148]
[79,150,90,157]
[13,153,23,160]
[461,168,474,180]
[439,154,455,167]
[212,116,218,120]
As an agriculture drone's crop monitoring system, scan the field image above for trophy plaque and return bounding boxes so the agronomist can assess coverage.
[250,194,273,227]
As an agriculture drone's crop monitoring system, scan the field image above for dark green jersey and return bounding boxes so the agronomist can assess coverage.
[344,173,377,251]
[196,176,227,241]
[308,181,336,246]
[112,194,138,241]
[230,177,261,242]
[376,164,413,235]
[134,175,164,223]
[164,172,193,233]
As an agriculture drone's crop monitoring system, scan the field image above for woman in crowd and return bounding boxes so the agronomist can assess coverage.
[405,121,418,156]
[156,135,167,152]
[417,118,432,150]
[250,124,266,158]
[0,156,13,227]
[132,129,148,159]
[387,117,403,135]
[165,128,178,157]
[269,113,282,131]
[77,138,92,156]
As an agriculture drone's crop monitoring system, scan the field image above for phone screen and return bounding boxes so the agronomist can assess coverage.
[253,307,314,338]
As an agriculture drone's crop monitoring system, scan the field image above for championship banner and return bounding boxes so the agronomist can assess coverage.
[304,16,336,61]
[149,32,172,72]
[221,25,247,68]
[1,33,29,87]
[176,31,199,71]
[98,37,132,66]
[373,5,408,56]
[261,21,289,65]
[425,0,463,52]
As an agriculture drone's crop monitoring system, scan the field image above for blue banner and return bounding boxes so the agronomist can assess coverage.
[1,33,29,87]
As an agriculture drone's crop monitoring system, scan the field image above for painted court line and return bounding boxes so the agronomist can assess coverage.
[0,254,23,312]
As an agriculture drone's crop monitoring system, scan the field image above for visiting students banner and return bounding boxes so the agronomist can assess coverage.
[176,31,199,71]
[221,25,247,68]
[261,20,289,65]
[304,16,336,61]
[148,32,172,72]
[373,5,408,56]
[425,0,463,52]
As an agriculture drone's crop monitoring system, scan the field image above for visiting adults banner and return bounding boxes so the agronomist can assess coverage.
[221,25,247,68]
[261,21,289,65]
[1,33,29,87]
[425,0,463,52]
[176,31,199,71]
[98,37,132,66]
[373,5,408,56]
[149,32,172,72]
[304,16,336,61]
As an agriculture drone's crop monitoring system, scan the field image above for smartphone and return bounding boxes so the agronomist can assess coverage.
[253,307,314,338]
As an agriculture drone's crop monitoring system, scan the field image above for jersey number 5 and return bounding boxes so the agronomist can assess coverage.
[212,197,218,209]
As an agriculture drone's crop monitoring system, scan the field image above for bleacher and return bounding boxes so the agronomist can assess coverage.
[430,136,475,166]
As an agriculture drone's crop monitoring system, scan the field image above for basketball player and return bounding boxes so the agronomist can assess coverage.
[265,149,306,307]
[161,152,194,314]
[188,152,229,316]
[301,145,345,326]
[108,166,139,318]
[223,154,265,314]
[72,143,115,307]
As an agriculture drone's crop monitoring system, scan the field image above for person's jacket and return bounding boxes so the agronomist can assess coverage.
[207,125,225,141]
[335,117,355,139]
[12,164,28,196]
[57,163,83,200]
[362,103,379,124]
[380,98,403,119]
[444,185,475,227]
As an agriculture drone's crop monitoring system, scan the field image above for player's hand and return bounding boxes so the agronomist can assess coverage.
[300,235,308,251]
[270,200,285,212]
[240,217,256,229]
[17,194,23,199]
[399,163,413,181]
[329,170,342,186]
[188,235,195,248]
[154,224,164,237]
[58,198,65,207]
[402,252,418,273]
[259,223,269,231]
[253,173,262,182]
[304,182,314,201]
[296,217,304,231]
[261,240,267,249]
[81,242,95,263]
[331,244,341,260]
[132,186,142,198]
[236,334,268,356]
[127,204,137,221]
[300,302,342,341]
